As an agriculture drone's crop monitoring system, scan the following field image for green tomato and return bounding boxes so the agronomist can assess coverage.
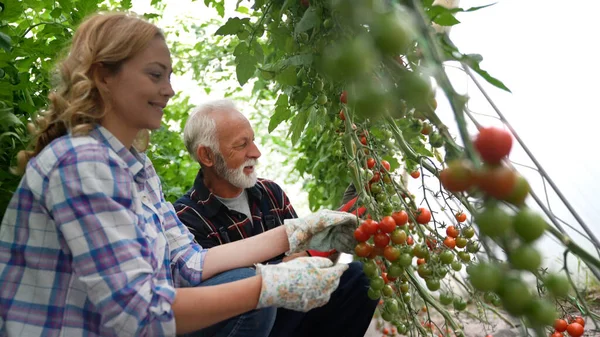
[368,287,381,300]
[382,284,394,297]
[467,263,502,293]
[317,94,328,105]
[451,261,462,271]
[476,205,513,238]
[509,245,541,272]
[513,208,547,243]
[370,276,385,291]
[499,277,532,316]
[439,292,453,306]
[426,278,440,291]
[384,298,399,313]
[544,273,570,298]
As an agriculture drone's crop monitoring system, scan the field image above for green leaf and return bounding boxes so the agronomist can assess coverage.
[215,17,248,36]
[251,40,264,63]
[50,7,62,18]
[268,94,291,133]
[462,54,511,92]
[290,107,311,145]
[0,32,10,51]
[233,42,248,57]
[235,54,256,86]
[275,66,297,86]
[1,0,23,20]
[451,3,497,13]
[236,6,249,14]
[411,141,434,157]
[0,111,21,130]
[294,6,319,34]
[432,12,460,26]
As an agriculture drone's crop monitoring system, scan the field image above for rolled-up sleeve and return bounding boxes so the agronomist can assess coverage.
[162,200,207,288]
[46,148,177,336]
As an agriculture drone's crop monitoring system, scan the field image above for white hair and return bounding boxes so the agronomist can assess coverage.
[183,99,237,162]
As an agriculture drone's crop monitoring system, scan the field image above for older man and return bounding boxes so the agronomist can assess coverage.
[173,99,378,337]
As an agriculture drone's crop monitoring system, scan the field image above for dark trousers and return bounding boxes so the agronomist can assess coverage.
[187,261,378,337]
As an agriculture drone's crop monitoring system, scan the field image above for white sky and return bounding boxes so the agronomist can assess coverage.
[132,0,600,280]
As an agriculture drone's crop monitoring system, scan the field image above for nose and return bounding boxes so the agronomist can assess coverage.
[248,141,261,159]
[161,80,175,99]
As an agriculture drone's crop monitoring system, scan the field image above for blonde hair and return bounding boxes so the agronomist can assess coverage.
[15,12,162,174]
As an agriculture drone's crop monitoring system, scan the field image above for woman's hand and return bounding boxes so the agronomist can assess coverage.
[255,257,348,312]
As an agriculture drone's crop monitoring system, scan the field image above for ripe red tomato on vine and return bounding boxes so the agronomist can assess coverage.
[415,207,431,224]
[474,126,513,164]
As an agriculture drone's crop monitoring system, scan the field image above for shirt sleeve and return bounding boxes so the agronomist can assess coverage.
[45,147,176,337]
[162,200,208,288]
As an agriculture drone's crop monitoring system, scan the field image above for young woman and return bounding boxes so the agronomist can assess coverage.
[0,12,357,337]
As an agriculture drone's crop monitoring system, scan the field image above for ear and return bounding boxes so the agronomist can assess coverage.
[197,146,214,167]
[91,63,114,95]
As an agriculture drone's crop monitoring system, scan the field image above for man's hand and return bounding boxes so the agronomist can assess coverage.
[255,257,348,312]
[284,210,358,254]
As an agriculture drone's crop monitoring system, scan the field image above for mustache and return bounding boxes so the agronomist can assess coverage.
[243,159,258,167]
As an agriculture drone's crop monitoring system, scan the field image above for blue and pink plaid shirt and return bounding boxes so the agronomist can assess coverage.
[0,126,207,336]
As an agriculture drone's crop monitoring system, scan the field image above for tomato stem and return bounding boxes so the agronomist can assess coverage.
[405,0,480,167]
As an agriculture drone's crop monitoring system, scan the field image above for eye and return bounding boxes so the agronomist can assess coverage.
[150,72,162,79]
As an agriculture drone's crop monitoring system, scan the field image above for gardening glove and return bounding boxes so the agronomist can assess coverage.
[255,257,348,312]
[284,209,358,254]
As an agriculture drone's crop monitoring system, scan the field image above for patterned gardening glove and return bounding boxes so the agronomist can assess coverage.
[255,257,348,312]
[283,209,359,254]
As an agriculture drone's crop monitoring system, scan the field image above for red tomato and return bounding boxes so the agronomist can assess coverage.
[446,225,459,238]
[379,216,396,233]
[474,126,513,164]
[374,232,391,248]
[455,212,467,223]
[555,319,568,332]
[571,316,585,327]
[354,227,370,242]
[339,109,345,121]
[361,219,379,235]
[440,160,475,193]
[355,242,373,257]
[477,165,517,200]
[380,160,390,172]
[383,246,400,262]
[392,210,408,226]
[415,207,431,224]
[367,158,376,169]
[443,236,456,249]
[410,171,420,179]
[566,323,584,337]
[340,90,348,104]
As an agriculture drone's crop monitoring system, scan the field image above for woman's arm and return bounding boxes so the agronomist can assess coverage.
[172,275,262,334]
[201,226,289,280]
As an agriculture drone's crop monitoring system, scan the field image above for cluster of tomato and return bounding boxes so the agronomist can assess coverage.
[552,316,585,337]
[440,126,570,330]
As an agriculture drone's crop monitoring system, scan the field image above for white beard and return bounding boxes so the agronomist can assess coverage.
[214,153,258,189]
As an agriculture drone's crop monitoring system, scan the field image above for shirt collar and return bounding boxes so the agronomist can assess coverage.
[191,169,263,216]
[88,125,146,180]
